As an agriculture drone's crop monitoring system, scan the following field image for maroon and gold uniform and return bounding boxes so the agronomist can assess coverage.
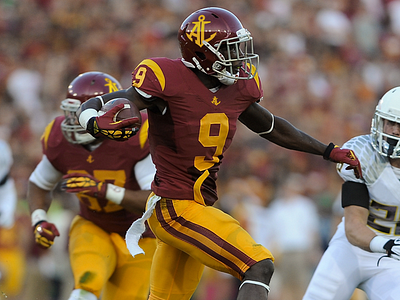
[40,114,155,300]
[131,57,273,299]
[42,115,152,237]
[134,58,261,206]
[78,8,363,300]
[0,222,26,297]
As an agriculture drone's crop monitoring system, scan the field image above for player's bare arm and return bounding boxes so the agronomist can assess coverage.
[344,205,376,252]
[61,172,153,214]
[76,88,137,113]
[28,181,60,249]
[122,189,153,213]
[239,102,327,155]
[239,102,362,178]
[77,86,163,114]
[27,181,53,213]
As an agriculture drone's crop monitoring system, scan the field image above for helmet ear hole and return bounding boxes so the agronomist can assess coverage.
[195,51,206,60]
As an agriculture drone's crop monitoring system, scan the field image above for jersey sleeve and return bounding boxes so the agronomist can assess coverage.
[337,163,363,183]
[236,67,263,105]
[247,66,263,101]
[0,140,13,180]
[40,119,56,154]
[132,58,168,99]
[336,135,372,184]
[29,155,63,190]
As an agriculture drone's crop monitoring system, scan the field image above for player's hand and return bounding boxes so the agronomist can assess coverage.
[323,143,362,179]
[61,172,107,200]
[384,238,400,260]
[86,104,140,141]
[34,221,60,249]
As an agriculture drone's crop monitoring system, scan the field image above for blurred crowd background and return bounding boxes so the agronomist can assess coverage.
[0,0,398,299]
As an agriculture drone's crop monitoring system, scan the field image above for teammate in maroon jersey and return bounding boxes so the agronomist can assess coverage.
[75,8,362,300]
[27,72,156,300]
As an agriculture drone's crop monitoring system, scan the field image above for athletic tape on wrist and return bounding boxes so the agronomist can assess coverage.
[323,142,336,160]
[78,108,98,129]
[31,209,48,227]
[106,183,125,205]
[370,235,389,253]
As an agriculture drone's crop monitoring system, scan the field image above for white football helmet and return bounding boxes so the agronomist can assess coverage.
[371,86,400,158]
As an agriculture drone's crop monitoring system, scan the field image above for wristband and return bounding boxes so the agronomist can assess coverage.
[106,183,125,205]
[323,142,336,160]
[369,235,389,253]
[31,209,48,227]
[78,108,98,129]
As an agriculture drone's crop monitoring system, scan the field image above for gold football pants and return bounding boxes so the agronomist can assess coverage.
[69,215,156,300]
[147,198,274,300]
[0,225,26,297]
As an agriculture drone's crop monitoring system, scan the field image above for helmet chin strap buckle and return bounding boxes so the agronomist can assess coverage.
[192,57,237,86]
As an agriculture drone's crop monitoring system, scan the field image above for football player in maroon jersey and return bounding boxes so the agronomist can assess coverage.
[75,8,362,300]
[27,72,156,300]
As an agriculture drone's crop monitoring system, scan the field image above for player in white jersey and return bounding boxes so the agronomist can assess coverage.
[0,139,17,229]
[303,86,400,300]
[0,139,26,298]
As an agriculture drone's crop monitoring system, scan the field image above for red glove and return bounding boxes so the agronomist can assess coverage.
[34,221,60,249]
[61,173,107,200]
[324,143,362,179]
[86,104,140,141]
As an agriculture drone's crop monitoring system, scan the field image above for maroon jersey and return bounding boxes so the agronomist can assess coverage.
[132,58,262,206]
[41,114,154,237]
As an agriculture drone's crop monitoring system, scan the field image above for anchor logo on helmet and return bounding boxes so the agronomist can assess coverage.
[186,15,217,48]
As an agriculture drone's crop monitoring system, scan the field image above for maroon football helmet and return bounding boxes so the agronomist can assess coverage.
[60,71,122,144]
[178,7,259,83]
